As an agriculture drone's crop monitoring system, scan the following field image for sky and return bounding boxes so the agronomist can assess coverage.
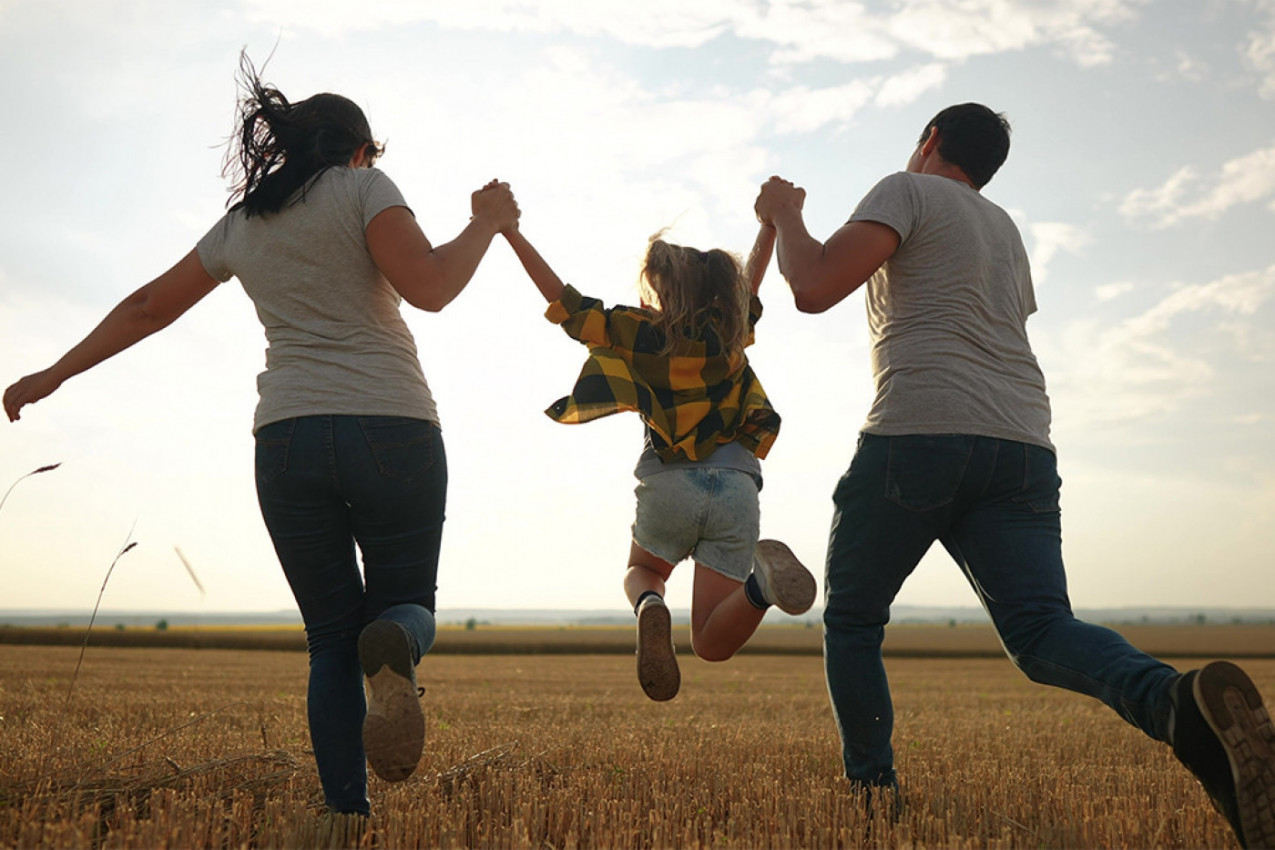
[1,0,1273,619]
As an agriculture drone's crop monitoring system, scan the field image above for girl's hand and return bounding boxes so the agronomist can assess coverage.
[4,368,62,422]
[472,180,521,234]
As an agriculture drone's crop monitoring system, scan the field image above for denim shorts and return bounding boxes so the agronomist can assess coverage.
[632,467,760,581]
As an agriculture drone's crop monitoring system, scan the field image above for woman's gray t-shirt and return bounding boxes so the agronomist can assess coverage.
[849,172,1053,451]
[196,167,439,433]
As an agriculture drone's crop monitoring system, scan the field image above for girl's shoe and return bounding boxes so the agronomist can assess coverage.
[358,619,425,782]
[636,595,680,701]
[753,539,817,615]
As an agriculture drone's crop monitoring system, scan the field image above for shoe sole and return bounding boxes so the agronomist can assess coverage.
[754,539,817,615]
[359,620,424,782]
[636,602,680,702]
[1195,660,1275,848]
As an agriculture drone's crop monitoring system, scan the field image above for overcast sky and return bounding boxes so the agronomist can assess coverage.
[2,0,1273,618]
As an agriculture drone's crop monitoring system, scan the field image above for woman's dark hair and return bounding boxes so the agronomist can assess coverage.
[919,103,1011,189]
[224,52,383,217]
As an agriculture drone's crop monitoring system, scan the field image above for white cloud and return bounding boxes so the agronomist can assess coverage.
[1122,267,1275,337]
[1243,0,1275,98]
[875,62,948,107]
[737,1,901,64]
[1095,281,1135,302]
[1027,221,1090,285]
[1118,144,1275,227]
[243,0,1146,68]
[1046,264,1275,428]
[1173,51,1210,82]
[765,80,877,135]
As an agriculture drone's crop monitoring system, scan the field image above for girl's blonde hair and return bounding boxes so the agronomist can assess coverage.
[639,235,750,357]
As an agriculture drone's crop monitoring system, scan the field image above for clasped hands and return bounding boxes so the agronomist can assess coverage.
[472,179,520,234]
[754,175,805,227]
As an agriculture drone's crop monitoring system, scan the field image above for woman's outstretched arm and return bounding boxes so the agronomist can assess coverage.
[4,249,220,422]
[502,227,565,303]
[366,180,520,312]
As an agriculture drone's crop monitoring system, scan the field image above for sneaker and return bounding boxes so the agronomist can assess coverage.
[752,539,817,615]
[358,619,425,782]
[1171,661,1275,848]
[635,595,680,702]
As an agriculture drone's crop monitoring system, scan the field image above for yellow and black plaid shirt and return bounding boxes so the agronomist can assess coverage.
[544,284,781,462]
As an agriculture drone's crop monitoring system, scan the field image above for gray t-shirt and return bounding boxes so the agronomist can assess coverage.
[197,167,439,433]
[849,172,1052,450]
[633,429,763,488]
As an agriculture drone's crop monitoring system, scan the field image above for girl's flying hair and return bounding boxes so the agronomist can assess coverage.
[223,51,383,217]
[640,235,751,358]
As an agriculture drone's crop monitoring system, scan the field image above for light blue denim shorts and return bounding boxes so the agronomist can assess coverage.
[631,467,761,581]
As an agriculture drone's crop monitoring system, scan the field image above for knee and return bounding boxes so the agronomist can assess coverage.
[822,591,883,635]
[691,635,737,663]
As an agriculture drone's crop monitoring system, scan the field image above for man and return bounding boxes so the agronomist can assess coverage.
[754,103,1274,847]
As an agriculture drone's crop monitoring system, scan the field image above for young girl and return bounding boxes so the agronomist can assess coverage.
[502,220,816,701]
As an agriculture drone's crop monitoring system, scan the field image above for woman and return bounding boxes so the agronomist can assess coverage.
[3,56,518,815]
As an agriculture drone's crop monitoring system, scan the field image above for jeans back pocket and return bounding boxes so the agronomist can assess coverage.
[357,417,437,482]
[884,435,974,512]
[254,418,297,486]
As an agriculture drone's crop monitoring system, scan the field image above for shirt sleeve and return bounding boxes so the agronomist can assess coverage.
[359,168,412,228]
[195,213,236,282]
[545,284,649,351]
[847,172,918,245]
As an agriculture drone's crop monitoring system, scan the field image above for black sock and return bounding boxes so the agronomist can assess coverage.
[744,574,770,610]
[634,590,663,616]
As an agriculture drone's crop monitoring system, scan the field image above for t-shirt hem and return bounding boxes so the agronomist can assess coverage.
[861,423,1054,453]
[254,406,440,435]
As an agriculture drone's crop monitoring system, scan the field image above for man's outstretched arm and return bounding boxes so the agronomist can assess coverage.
[756,177,900,314]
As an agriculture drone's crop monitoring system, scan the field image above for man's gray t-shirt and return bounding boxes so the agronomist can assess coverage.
[196,167,439,433]
[849,172,1053,451]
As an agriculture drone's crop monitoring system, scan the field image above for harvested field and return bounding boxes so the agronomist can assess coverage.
[3,621,1274,657]
[0,643,1266,848]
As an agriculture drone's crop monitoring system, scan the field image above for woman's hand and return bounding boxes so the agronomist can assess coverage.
[4,368,63,422]
[472,180,520,234]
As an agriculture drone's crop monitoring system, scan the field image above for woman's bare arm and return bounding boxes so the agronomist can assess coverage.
[5,249,220,421]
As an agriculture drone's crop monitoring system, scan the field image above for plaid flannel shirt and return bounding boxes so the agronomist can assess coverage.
[544,284,781,462]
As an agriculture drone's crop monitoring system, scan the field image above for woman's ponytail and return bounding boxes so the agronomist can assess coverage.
[224,52,382,217]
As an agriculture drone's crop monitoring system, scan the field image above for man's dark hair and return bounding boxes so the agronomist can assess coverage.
[918,103,1011,188]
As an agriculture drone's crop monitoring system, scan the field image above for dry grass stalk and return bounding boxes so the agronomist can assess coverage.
[63,525,138,714]
[0,462,60,515]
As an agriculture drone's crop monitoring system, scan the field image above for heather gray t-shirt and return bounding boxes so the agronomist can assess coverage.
[197,167,439,433]
[848,172,1053,451]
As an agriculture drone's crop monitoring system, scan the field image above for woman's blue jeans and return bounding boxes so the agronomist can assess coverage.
[823,434,1180,788]
[255,415,444,814]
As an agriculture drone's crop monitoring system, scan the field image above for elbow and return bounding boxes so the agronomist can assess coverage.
[411,297,447,313]
[792,290,829,314]
[398,287,450,313]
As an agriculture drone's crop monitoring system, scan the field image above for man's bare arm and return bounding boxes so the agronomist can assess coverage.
[773,213,900,314]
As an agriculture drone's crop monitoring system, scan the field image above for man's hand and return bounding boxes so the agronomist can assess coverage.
[755,176,805,225]
[472,180,521,234]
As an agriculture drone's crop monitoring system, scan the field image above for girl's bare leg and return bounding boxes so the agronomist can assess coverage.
[625,541,680,701]
[624,541,675,608]
[688,564,766,662]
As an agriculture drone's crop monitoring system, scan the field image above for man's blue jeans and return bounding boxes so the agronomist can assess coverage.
[823,434,1180,787]
[255,415,444,814]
